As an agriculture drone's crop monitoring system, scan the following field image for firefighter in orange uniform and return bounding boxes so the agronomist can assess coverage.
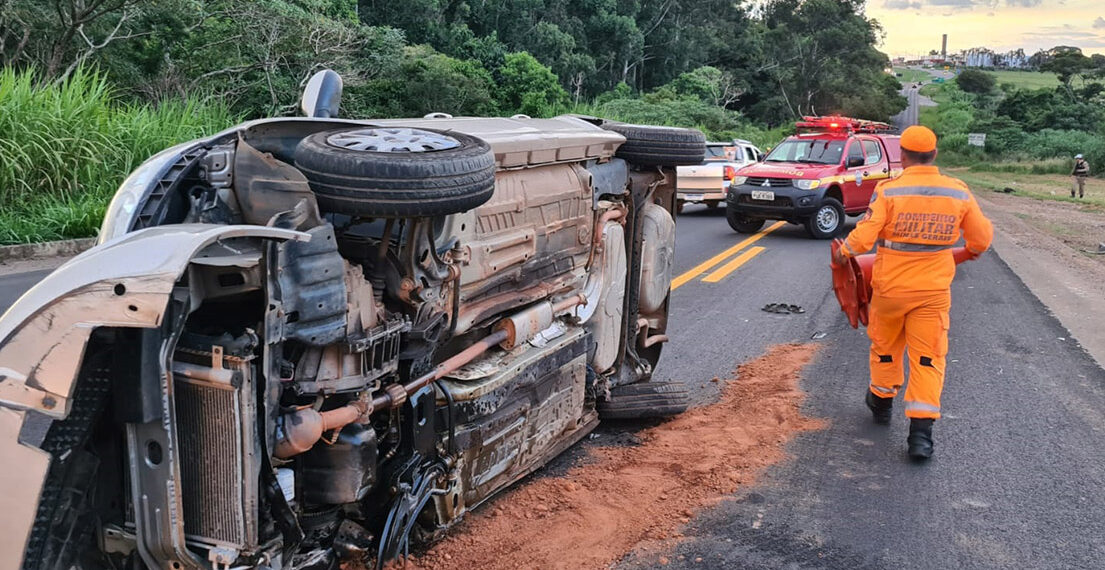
[833,125,993,460]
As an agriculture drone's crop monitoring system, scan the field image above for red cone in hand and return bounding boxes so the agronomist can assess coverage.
[830,239,972,329]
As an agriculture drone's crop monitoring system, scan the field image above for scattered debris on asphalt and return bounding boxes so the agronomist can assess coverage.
[395,344,824,570]
[811,331,827,340]
[762,303,805,314]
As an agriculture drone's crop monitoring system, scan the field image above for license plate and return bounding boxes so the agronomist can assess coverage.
[751,190,775,201]
[685,193,704,201]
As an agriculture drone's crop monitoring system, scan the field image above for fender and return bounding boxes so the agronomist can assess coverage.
[0,223,307,570]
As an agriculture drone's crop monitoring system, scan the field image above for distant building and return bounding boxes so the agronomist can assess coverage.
[963,47,1029,69]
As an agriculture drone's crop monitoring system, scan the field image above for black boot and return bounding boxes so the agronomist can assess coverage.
[907,418,935,460]
[865,391,893,425]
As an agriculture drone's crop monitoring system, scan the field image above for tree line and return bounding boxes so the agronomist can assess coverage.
[0,0,905,127]
[924,61,1105,173]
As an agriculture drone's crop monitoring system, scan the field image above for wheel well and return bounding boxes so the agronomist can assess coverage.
[825,185,843,204]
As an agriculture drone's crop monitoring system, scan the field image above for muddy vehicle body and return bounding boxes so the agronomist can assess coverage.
[0,72,704,570]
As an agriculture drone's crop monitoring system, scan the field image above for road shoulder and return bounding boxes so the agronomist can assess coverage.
[976,190,1105,369]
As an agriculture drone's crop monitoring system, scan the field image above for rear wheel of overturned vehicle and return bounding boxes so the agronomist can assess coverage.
[597,380,691,420]
[805,198,844,239]
[294,127,496,217]
[726,210,765,234]
[602,123,707,167]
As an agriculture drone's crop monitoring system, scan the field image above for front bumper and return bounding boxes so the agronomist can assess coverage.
[726,183,822,218]
[0,224,308,569]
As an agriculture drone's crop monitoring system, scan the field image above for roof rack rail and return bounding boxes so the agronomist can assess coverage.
[795,115,893,135]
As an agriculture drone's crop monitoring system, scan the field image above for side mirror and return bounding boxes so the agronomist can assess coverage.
[847,156,865,168]
[301,70,343,118]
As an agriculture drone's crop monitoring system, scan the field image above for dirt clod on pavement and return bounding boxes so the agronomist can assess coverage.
[397,343,824,570]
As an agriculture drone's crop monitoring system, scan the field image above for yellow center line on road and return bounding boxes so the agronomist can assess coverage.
[702,246,766,283]
[670,220,785,290]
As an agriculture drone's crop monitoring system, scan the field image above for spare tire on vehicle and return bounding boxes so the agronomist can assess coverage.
[602,123,707,167]
[293,126,496,217]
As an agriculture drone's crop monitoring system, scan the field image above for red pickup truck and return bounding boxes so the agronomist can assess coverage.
[725,116,902,239]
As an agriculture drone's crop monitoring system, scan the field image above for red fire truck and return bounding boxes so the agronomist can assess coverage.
[726,116,902,239]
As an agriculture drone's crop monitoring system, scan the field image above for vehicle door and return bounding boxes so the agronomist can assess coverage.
[841,138,869,211]
[858,137,889,205]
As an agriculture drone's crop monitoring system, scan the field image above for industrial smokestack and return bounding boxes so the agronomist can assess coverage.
[941,34,947,59]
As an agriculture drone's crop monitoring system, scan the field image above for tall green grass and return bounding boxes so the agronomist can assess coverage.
[0,67,236,244]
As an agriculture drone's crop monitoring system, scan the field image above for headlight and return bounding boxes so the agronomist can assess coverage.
[98,142,193,244]
[794,179,821,190]
[731,176,748,185]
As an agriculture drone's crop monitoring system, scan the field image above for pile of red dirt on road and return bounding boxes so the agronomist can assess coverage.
[389,343,824,570]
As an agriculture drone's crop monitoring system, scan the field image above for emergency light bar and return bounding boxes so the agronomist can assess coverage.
[796,116,893,135]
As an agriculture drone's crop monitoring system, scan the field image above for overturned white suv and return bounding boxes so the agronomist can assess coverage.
[0,71,705,570]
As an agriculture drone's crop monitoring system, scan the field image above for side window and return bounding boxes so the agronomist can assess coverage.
[744,146,756,162]
[862,140,882,165]
[846,141,864,166]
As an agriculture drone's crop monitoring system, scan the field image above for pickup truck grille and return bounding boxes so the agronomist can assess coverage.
[744,177,793,188]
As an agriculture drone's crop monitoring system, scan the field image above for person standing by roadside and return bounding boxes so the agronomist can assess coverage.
[833,125,993,460]
[1072,154,1090,199]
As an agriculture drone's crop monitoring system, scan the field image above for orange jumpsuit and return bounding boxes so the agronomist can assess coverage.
[840,165,993,419]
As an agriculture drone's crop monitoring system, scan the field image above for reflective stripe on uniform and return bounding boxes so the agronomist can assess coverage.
[883,186,969,201]
[870,384,897,395]
[905,401,941,414]
[878,239,953,253]
[842,241,859,257]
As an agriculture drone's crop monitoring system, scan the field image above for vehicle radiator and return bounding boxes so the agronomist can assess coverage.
[173,350,259,550]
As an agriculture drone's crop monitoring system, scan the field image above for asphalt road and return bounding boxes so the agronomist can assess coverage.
[2,208,1103,569]
[892,85,921,129]
[625,206,1105,569]
[0,269,53,313]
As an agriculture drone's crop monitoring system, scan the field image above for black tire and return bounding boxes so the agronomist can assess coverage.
[293,127,496,217]
[705,199,720,209]
[602,123,706,166]
[726,209,765,234]
[804,197,845,239]
[597,380,690,420]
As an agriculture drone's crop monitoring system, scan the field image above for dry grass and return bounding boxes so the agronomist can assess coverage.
[952,169,1105,211]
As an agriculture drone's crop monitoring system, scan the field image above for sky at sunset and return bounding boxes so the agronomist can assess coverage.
[864,0,1105,58]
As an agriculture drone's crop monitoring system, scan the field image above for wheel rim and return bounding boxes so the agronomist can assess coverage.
[816,205,839,233]
[326,128,461,152]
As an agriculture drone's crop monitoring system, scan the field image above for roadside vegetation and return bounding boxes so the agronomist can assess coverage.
[919,59,1105,191]
[0,0,906,244]
[0,68,234,243]
[954,170,1104,209]
[985,70,1063,90]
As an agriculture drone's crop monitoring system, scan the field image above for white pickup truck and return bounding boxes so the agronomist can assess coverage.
[675,139,762,213]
